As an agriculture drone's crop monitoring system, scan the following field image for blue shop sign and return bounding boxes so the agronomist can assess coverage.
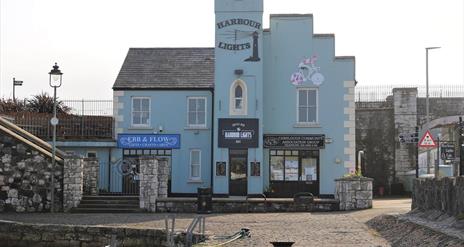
[117,134,181,149]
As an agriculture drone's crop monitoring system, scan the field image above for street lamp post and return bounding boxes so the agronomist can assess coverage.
[48,63,62,213]
[12,78,23,102]
[425,46,440,175]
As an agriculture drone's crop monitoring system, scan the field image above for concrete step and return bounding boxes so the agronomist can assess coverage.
[74,195,141,213]
[71,207,144,213]
[81,196,139,201]
[80,200,139,205]
[77,203,140,209]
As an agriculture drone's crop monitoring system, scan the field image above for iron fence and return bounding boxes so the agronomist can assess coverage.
[355,84,464,102]
[10,112,113,140]
[3,99,114,140]
[62,99,113,116]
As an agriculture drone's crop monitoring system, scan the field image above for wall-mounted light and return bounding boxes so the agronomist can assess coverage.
[325,138,333,144]
[234,69,243,76]
[158,125,164,133]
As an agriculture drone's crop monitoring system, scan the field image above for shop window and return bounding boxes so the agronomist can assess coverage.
[187,97,207,127]
[132,97,150,127]
[301,156,318,181]
[190,149,201,180]
[297,88,318,124]
[270,150,318,182]
[270,156,284,180]
[229,79,247,115]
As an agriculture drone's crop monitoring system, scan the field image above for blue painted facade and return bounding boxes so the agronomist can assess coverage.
[109,0,356,197]
[113,90,213,194]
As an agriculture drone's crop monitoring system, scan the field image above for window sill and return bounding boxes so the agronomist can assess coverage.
[187,179,204,184]
[184,126,209,130]
[128,126,153,130]
[294,123,321,128]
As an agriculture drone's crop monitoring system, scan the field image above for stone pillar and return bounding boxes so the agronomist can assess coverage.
[63,156,83,212]
[335,177,373,210]
[157,158,170,198]
[139,157,158,212]
[393,88,418,191]
[83,158,99,195]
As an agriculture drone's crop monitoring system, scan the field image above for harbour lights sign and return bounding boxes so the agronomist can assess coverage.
[217,18,261,62]
[117,134,181,149]
[218,118,259,148]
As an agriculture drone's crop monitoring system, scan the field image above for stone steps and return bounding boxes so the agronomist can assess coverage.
[71,195,142,213]
[71,208,144,213]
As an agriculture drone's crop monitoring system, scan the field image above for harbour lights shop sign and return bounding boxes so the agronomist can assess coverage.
[217,18,261,62]
[218,118,259,148]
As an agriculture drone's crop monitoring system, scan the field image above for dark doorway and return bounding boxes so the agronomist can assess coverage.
[229,149,248,196]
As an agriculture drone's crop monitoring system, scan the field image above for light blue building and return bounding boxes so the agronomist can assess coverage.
[110,0,356,197]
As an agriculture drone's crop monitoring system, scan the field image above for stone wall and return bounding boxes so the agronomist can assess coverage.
[139,157,169,212]
[63,156,83,212]
[0,130,63,212]
[335,177,373,210]
[356,105,395,193]
[156,198,339,213]
[412,177,464,216]
[0,219,203,247]
[393,88,418,183]
[83,158,99,195]
[356,89,464,193]
[417,97,464,126]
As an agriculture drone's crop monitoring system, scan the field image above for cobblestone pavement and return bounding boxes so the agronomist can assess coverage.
[0,198,411,247]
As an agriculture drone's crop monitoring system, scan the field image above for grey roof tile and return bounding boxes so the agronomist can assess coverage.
[113,48,215,89]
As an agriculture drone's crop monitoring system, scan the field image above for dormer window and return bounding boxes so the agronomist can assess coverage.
[230,79,247,115]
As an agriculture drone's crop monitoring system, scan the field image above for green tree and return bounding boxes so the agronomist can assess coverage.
[26,92,71,114]
[0,98,26,113]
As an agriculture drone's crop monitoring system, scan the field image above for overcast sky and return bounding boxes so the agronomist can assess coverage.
[0,0,463,100]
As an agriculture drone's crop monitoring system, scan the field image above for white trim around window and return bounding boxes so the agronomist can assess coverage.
[189,149,201,180]
[229,79,248,116]
[187,97,207,128]
[296,88,319,124]
[131,97,151,127]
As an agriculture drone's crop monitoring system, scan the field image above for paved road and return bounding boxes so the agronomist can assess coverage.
[0,198,411,247]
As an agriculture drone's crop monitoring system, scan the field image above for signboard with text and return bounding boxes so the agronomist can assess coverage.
[218,118,259,148]
[264,134,325,149]
[117,134,181,149]
[441,143,455,160]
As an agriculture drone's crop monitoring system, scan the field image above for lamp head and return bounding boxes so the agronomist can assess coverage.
[49,62,63,87]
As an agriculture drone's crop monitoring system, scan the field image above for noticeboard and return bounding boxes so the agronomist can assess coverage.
[441,143,455,160]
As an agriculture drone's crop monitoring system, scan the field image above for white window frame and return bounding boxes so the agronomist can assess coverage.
[131,97,151,127]
[229,79,248,116]
[296,88,319,124]
[189,149,202,180]
[187,97,207,128]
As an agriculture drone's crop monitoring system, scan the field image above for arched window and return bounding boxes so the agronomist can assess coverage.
[234,85,243,110]
[230,79,247,115]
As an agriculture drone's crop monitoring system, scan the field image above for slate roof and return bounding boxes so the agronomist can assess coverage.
[113,48,215,89]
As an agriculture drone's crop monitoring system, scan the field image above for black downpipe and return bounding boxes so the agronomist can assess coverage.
[210,89,215,193]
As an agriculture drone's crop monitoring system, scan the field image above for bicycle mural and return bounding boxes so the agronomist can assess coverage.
[290,55,325,86]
